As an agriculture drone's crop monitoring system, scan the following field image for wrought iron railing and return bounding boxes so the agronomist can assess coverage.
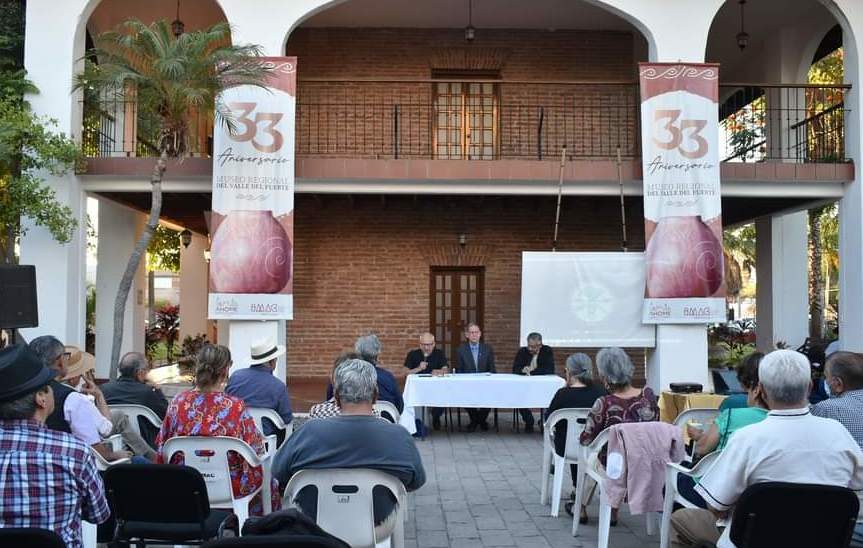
[718,83,849,163]
[80,81,849,164]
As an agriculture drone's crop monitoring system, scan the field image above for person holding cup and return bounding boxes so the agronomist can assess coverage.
[679,351,769,507]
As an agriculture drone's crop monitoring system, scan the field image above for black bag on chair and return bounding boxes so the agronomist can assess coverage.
[239,508,350,548]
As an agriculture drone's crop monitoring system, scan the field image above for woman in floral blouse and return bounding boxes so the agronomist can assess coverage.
[156,344,279,515]
[578,347,659,525]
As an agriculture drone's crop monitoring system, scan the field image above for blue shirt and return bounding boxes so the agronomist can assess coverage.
[326,365,404,413]
[225,365,293,434]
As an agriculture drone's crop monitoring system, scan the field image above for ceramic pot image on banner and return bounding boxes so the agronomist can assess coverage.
[209,210,292,294]
[644,215,723,298]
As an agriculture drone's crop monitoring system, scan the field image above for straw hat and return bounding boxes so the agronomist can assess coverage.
[249,338,286,366]
[63,345,95,380]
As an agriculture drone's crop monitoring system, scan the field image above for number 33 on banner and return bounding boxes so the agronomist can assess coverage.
[652,109,709,159]
[228,101,284,153]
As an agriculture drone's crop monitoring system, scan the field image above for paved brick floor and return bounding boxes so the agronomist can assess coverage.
[405,416,661,548]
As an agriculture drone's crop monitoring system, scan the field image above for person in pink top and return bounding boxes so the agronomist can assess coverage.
[579,347,660,525]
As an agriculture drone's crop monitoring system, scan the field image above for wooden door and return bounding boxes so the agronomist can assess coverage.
[433,81,498,160]
[430,267,485,368]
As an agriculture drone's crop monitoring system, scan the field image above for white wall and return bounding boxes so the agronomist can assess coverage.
[179,232,210,342]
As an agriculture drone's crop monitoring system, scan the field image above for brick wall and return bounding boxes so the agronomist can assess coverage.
[287,194,649,385]
[287,28,639,160]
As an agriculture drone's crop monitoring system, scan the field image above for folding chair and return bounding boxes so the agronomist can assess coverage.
[104,463,233,546]
[0,528,65,548]
[659,451,720,548]
[540,408,591,516]
[372,401,401,424]
[162,436,275,529]
[729,482,859,548]
[283,468,407,548]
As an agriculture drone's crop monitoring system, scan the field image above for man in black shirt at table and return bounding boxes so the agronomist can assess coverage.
[512,332,556,433]
[403,333,449,430]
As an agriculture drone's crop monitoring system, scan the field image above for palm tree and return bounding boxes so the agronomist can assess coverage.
[74,20,270,379]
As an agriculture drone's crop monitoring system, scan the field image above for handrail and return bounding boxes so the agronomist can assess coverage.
[723,139,766,163]
[719,82,851,90]
[789,101,844,131]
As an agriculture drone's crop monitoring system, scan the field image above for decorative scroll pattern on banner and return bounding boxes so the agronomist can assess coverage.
[208,57,297,320]
[639,63,726,324]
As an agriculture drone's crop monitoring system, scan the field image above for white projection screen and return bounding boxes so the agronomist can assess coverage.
[520,252,656,348]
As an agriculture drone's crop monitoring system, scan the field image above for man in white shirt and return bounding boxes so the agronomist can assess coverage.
[671,349,863,548]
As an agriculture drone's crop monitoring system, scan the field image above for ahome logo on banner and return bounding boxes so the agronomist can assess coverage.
[639,63,726,324]
[208,57,297,320]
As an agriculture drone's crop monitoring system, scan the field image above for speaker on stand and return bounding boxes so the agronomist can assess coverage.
[0,264,38,348]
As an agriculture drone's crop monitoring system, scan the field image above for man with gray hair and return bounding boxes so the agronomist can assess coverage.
[274,358,425,526]
[101,351,169,446]
[670,349,863,547]
[512,332,555,432]
[326,334,404,413]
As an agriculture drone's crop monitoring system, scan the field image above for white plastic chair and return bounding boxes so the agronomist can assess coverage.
[108,404,163,441]
[659,451,721,548]
[161,436,274,531]
[571,427,658,546]
[91,434,130,472]
[673,408,721,462]
[247,407,294,449]
[283,468,407,548]
[373,401,401,424]
[540,408,591,516]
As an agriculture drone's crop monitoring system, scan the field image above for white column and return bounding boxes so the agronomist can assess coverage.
[18,0,90,346]
[178,233,209,342]
[831,0,863,352]
[213,0,311,380]
[754,212,809,352]
[94,198,147,378]
[615,0,723,392]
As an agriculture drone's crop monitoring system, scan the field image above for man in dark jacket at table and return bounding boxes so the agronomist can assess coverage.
[512,332,555,433]
[456,323,496,432]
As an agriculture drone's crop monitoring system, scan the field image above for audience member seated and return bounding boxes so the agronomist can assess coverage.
[226,338,293,436]
[28,336,137,462]
[546,353,607,519]
[0,345,110,547]
[311,352,367,419]
[326,335,404,413]
[579,346,659,524]
[101,351,169,446]
[670,349,863,548]
[156,343,280,515]
[275,358,425,529]
[679,352,768,508]
[512,332,556,433]
[812,351,863,448]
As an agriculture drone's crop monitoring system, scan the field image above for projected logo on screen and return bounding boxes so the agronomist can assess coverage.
[571,284,614,323]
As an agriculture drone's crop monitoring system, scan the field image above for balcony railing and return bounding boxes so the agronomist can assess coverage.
[80,81,849,164]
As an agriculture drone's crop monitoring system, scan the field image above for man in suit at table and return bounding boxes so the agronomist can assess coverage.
[512,332,555,433]
[456,323,496,432]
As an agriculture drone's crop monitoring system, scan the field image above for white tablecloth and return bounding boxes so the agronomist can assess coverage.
[399,373,566,433]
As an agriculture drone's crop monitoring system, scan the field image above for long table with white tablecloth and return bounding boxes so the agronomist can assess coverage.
[399,373,566,434]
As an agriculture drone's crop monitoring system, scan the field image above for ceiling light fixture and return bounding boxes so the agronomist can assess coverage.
[172,0,185,37]
[736,0,749,51]
[465,0,476,42]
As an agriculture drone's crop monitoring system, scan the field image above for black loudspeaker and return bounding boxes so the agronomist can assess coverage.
[0,265,38,329]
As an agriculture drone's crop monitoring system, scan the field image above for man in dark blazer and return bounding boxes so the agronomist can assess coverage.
[512,332,555,432]
[456,323,496,431]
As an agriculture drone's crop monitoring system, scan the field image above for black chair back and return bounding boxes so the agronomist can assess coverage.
[204,536,348,547]
[104,463,212,525]
[730,482,859,548]
[0,527,65,547]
